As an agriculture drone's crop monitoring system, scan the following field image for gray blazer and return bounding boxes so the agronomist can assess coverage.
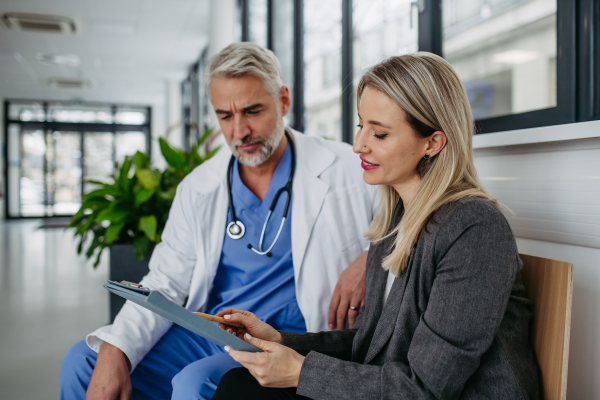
[282,197,540,400]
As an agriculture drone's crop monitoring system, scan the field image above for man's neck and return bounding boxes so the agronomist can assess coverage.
[238,134,288,201]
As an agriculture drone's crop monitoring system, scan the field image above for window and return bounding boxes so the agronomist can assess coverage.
[248,0,268,47]
[235,0,594,142]
[271,0,296,128]
[443,0,557,119]
[3,100,151,218]
[304,0,343,141]
[352,0,418,140]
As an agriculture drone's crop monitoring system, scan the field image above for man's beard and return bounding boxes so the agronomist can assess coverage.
[229,118,285,167]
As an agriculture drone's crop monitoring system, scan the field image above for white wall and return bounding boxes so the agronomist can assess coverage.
[473,121,600,399]
[0,97,4,220]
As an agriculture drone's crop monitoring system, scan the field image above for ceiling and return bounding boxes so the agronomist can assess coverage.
[0,0,210,106]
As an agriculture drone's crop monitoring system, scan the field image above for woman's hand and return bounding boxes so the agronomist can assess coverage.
[215,308,282,344]
[225,333,305,388]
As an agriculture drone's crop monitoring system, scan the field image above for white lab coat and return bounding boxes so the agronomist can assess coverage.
[87,128,374,370]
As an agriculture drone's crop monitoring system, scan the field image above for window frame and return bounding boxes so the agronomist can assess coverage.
[239,0,597,143]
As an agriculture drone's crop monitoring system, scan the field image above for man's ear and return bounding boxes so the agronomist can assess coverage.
[426,131,447,157]
[279,86,291,117]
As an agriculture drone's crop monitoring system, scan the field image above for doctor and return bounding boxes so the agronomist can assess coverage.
[60,42,373,400]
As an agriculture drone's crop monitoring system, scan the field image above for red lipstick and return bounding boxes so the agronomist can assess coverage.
[360,156,380,171]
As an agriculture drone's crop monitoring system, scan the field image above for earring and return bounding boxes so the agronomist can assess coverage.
[423,154,430,160]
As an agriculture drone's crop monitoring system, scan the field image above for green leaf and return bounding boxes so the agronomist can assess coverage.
[86,234,102,259]
[80,197,111,212]
[76,233,86,254]
[158,187,177,201]
[197,128,214,146]
[84,186,122,200]
[133,236,150,261]
[136,169,161,189]
[159,137,186,170]
[118,157,133,191]
[104,221,126,244]
[204,145,221,162]
[95,206,130,223]
[85,179,110,186]
[138,215,157,242]
[135,188,155,207]
[132,151,149,169]
[93,247,105,268]
[75,217,96,236]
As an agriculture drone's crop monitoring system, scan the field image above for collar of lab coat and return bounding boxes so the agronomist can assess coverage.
[193,127,336,274]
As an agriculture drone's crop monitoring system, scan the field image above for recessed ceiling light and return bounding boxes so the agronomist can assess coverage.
[37,53,80,67]
[492,50,540,65]
[47,78,93,89]
[91,20,136,35]
[2,13,76,34]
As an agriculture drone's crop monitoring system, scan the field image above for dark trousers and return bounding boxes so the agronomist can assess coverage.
[213,368,311,400]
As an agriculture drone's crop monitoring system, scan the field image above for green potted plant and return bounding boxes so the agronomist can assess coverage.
[69,129,220,321]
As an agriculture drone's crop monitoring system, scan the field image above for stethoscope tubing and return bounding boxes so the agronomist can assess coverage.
[226,130,296,256]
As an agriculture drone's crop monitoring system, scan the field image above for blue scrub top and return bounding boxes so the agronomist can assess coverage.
[205,143,306,333]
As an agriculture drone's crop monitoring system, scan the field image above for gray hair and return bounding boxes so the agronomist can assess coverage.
[204,42,284,101]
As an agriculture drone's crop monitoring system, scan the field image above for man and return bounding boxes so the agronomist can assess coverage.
[61,42,373,400]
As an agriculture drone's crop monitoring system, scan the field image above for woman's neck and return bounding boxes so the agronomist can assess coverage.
[393,174,422,206]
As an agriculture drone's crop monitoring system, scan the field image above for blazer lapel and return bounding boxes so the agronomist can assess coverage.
[363,256,413,364]
[351,248,388,363]
[289,129,335,276]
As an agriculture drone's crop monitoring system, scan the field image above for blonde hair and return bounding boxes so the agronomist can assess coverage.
[359,52,497,276]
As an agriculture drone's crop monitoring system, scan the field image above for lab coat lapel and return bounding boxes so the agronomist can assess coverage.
[290,130,335,276]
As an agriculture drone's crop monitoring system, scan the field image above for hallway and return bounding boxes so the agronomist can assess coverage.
[0,219,108,399]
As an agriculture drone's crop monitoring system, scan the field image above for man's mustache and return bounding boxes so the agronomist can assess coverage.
[231,136,266,147]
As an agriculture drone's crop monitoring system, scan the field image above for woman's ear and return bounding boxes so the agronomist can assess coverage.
[426,131,447,157]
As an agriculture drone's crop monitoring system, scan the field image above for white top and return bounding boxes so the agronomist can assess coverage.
[383,270,396,306]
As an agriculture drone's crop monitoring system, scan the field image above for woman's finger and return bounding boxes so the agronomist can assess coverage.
[242,333,276,352]
[225,345,262,366]
[216,308,253,317]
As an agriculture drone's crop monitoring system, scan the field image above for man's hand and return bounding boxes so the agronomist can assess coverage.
[328,250,368,330]
[86,342,132,400]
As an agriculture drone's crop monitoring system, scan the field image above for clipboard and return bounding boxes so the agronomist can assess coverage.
[103,280,260,353]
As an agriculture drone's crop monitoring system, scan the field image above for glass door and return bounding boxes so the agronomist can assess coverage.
[83,132,115,194]
[46,131,82,216]
[19,130,46,217]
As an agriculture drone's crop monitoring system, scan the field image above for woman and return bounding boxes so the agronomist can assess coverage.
[211,52,540,400]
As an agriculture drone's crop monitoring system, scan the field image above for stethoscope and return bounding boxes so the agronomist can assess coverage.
[226,130,296,257]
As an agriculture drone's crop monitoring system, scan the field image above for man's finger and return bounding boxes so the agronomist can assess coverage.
[347,309,358,328]
[120,389,131,400]
[336,296,350,330]
[328,289,341,330]
[348,287,364,328]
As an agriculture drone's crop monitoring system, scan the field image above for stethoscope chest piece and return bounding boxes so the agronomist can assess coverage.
[227,220,245,240]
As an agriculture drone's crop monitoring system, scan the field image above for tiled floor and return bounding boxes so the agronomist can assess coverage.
[0,219,109,399]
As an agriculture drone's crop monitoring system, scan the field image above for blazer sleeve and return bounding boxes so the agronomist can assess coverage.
[281,329,357,360]
[295,200,520,400]
[86,182,198,370]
